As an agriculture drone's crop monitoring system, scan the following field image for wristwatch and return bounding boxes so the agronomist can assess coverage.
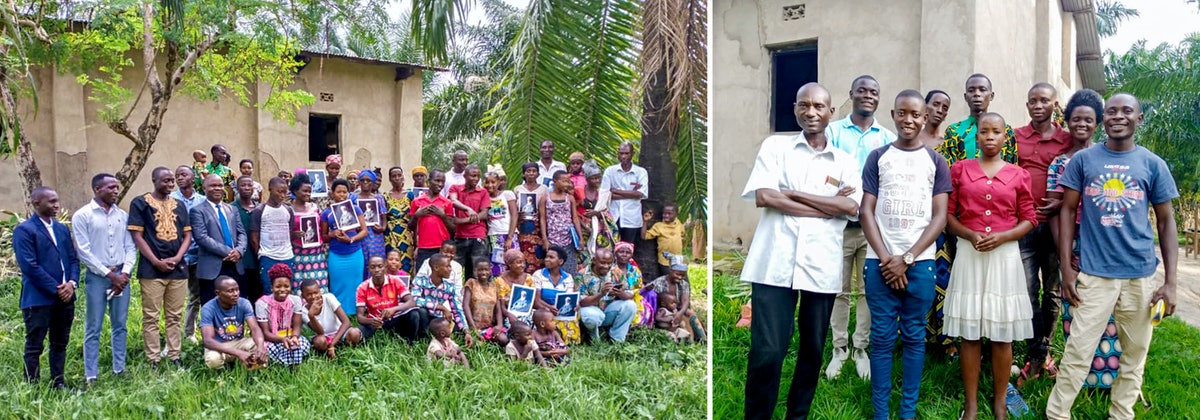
[902,252,914,265]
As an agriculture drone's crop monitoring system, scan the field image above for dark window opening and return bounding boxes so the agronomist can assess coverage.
[309,113,341,162]
[771,43,818,132]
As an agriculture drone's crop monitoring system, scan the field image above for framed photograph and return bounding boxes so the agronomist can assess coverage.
[298,214,322,249]
[518,192,537,220]
[360,198,381,227]
[508,284,536,318]
[330,199,360,231]
[309,170,329,198]
[554,292,579,321]
[411,187,429,198]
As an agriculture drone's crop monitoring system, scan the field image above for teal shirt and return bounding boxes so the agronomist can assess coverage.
[826,116,897,171]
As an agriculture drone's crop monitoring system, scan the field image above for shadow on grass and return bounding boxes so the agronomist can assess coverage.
[713,272,1200,420]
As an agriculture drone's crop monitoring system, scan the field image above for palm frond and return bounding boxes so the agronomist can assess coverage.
[485,0,640,179]
[411,0,470,66]
[1095,0,1139,38]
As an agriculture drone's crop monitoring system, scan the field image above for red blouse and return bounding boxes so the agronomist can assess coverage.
[948,159,1038,234]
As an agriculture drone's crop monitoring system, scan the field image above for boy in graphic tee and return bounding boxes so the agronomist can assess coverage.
[859,90,952,420]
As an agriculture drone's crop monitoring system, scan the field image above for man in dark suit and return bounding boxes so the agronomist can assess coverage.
[14,187,80,389]
[190,174,247,308]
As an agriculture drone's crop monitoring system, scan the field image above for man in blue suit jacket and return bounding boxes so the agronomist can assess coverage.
[190,174,247,307]
[14,187,79,389]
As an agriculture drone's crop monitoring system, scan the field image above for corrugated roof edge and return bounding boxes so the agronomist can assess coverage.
[1061,0,1107,93]
[297,50,448,72]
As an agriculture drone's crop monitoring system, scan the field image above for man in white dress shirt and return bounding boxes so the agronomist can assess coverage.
[741,83,862,420]
[72,173,138,385]
[535,140,567,187]
[601,142,649,245]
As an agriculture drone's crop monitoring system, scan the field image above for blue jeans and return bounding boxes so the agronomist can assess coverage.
[259,256,295,294]
[864,259,936,420]
[84,271,130,379]
[580,300,637,342]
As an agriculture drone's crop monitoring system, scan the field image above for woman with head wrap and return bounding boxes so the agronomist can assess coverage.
[407,166,430,201]
[346,170,361,194]
[611,241,649,326]
[355,169,388,271]
[574,160,619,260]
[567,152,588,191]
[384,166,416,273]
[494,248,536,327]
[315,155,343,210]
[512,162,548,273]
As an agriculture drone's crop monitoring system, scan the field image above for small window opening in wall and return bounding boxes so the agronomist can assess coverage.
[309,113,340,162]
[770,43,818,132]
[319,92,334,102]
[782,4,805,21]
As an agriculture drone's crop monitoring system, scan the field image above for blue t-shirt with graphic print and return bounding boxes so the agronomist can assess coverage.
[1058,145,1177,279]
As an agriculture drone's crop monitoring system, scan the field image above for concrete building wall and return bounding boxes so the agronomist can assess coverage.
[714,0,1083,248]
[0,55,424,212]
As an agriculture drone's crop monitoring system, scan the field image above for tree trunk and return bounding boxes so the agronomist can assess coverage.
[0,72,43,217]
[637,65,676,279]
[114,141,151,204]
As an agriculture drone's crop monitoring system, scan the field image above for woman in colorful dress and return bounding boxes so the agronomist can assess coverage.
[540,171,583,275]
[322,179,367,316]
[574,160,619,263]
[290,173,329,293]
[532,246,580,345]
[1048,89,1118,389]
[513,162,548,273]
[384,166,415,273]
[613,241,649,327]
[355,169,388,270]
[496,249,535,327]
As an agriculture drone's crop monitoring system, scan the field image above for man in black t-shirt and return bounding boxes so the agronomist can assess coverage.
[128,167,192,369]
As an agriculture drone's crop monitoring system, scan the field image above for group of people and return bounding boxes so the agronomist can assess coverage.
[16,140,704,389]
[741,74,1179,420]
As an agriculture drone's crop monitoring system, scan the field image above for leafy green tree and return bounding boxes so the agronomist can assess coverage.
[1,0,317,206]
[1105,36,1200,207]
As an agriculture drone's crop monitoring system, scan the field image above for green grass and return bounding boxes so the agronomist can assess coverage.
[713,272,1200,419]
[0,267,708,418]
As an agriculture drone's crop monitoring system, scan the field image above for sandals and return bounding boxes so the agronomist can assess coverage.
[1015,356,1059,387]
[1043,356,1059,378]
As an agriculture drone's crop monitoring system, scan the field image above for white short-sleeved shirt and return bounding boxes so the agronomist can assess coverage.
[301,293,344,337]
[487,190,516,235]
[740,134,863,293]
[600,164,649,229]
[861,143,953,261]
[442,169,467,196]
[536,160,567,187]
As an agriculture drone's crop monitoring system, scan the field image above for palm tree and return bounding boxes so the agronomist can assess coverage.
[1095,0,1139,38]
[410,0,708,229]
[1105,36,1200,207]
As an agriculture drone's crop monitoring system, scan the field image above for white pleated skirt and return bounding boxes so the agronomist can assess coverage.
[943,238,1034,342]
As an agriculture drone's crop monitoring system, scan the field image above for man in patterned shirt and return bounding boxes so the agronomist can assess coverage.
[941,73,1018,165]
[411,254,474,346]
